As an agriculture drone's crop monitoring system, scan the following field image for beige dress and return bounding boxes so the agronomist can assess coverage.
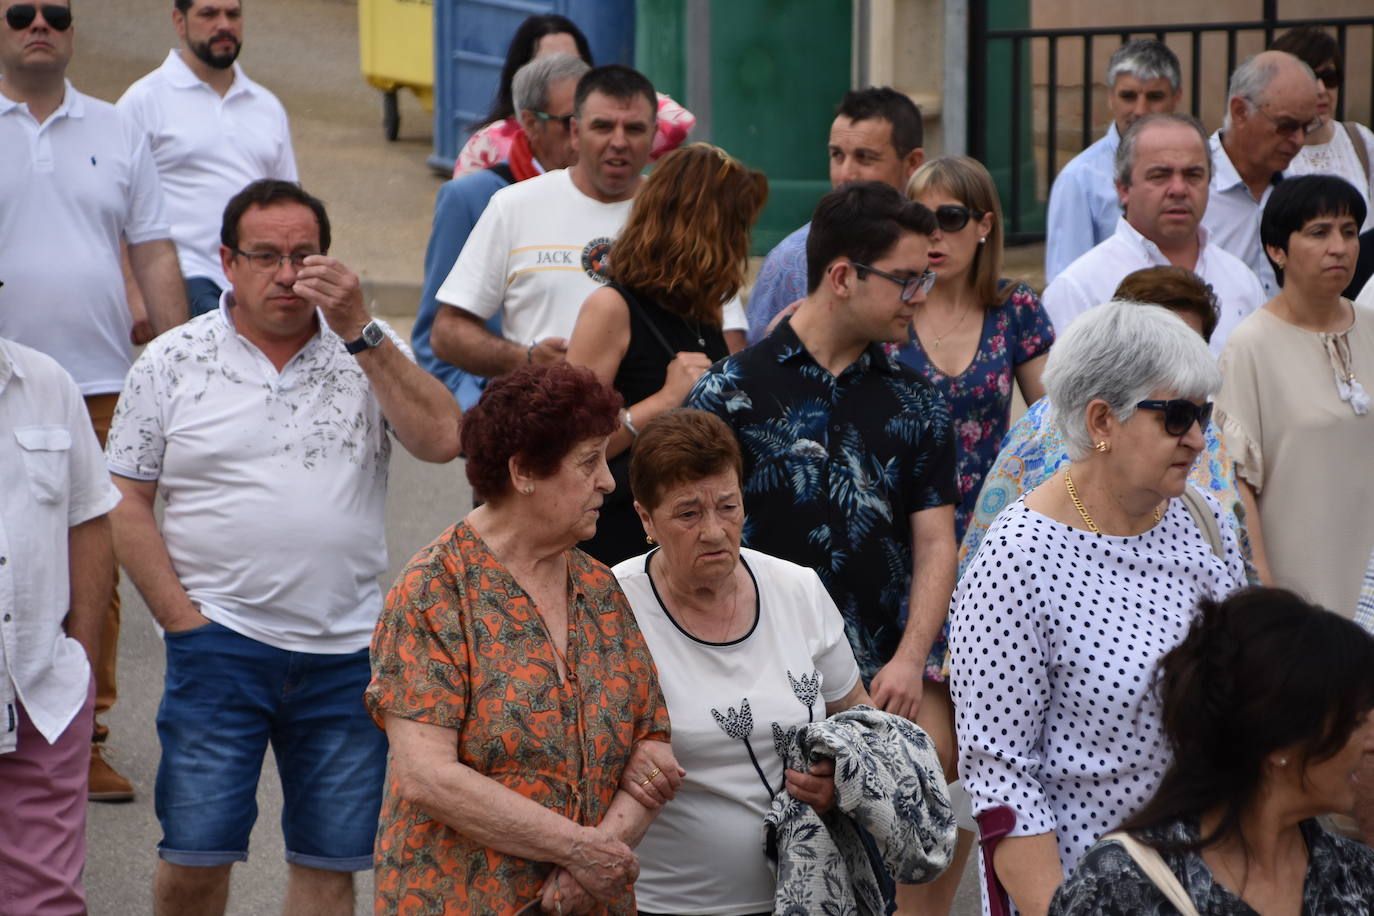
[1216,304,1374,616]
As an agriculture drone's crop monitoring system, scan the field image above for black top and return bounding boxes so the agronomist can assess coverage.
[1050,816,1374,915]
[578,282,728,567]
[683,318,957,682]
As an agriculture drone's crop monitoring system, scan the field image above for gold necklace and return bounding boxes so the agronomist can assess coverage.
[1064,469,1161,534]
[920,299,973,349]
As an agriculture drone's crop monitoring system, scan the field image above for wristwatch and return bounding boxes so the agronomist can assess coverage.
[345,319,385,355]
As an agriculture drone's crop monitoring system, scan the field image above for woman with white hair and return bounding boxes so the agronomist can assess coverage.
[950,302,1248,916]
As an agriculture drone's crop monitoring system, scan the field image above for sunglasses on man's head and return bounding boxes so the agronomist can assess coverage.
[1136,399,1213,437]
[5,4,72,31]
[933,204,985,234]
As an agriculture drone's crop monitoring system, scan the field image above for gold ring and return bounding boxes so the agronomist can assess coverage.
[639,766,660,787]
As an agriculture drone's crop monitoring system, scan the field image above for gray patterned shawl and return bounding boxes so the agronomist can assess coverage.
[764,706,957,915]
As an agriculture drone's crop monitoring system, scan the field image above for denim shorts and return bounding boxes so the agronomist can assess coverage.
[155,621,387,871]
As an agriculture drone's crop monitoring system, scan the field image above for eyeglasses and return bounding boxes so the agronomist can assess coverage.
[1255,106,1324,138]
[1136,398,1213,437]
[933,204,986,234]
[532,110,574,130]
[1314,67,1343,90]
[5,3,72,30]
[230,249,319,273]
[849,263,938,301]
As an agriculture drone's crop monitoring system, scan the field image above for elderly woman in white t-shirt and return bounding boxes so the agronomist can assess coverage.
[610,408,868,915]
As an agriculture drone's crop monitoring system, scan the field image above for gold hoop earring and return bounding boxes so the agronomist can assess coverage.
[645,534,656,545]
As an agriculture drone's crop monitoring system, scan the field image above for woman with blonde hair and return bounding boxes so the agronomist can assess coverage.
[568,142,767,566]
[894,155,1054,542]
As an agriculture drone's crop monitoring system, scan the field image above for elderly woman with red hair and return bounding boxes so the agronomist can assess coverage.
[366,364,678,915]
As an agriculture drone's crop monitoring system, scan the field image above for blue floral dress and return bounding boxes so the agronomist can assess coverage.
[894,280,1054,541]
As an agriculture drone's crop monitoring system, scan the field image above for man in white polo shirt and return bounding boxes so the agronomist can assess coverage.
[106,180,460,915]
[430,64,745,380]
[0,0,187,801]
[118,0,297,317]
[0,331,120,914]
[1044,114,1265,354]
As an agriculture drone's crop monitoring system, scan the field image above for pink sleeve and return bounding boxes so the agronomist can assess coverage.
[453,118,522,177]
[650,93,696,161]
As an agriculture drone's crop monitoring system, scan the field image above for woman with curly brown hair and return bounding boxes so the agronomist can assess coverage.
[567,142,767,565]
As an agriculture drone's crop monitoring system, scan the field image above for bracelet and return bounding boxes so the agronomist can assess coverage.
[526,342,535,364]
[621,407,639,438]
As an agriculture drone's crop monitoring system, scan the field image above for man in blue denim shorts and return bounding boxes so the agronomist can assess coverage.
[106,179,463,915]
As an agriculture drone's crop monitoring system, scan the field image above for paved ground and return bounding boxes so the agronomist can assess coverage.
[74,2,994,911]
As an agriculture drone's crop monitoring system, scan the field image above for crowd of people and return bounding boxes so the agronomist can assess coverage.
[4,2,1374,915]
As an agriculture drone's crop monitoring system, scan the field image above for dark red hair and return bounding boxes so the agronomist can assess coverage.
[461,364,622,501]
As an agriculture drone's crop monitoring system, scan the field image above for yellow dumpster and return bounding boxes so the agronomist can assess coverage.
[358,0,435,141]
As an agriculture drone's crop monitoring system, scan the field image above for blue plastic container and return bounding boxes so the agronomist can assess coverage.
[429,0,636,174]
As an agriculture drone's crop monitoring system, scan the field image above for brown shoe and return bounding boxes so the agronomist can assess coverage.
[89,743,135,802]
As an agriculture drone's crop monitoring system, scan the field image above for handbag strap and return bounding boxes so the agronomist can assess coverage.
[1344,121,1371,189]
[1178,485,1224,561]
[611,282,678,360]
[1101,831,1202,916]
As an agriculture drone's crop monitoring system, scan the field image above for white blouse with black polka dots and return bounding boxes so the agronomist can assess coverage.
[950,492,1247,883]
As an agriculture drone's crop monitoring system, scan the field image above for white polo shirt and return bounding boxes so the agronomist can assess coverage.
[1201,131,1281,299]
[1043,216,1266,354]
[118,51,298,286]
[0,81,170,396]
[436,168,746,349]
[106,298,408,654]
[0,339,120,750]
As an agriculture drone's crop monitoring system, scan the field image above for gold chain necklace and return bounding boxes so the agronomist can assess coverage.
[919,299,973,349]
[1064,469,1161,534]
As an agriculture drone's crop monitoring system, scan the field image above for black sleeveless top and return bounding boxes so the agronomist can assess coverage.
[578,281,729,567]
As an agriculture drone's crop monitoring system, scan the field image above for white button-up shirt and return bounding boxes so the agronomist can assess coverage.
[0,339,120,751]
[106,298,407,654]
[117,50,297,286]
[1201,130,1281,298]
[1043,216,1266,355]
[1044,123,1122,285]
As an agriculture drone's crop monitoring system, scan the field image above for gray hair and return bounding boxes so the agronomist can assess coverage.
[512,53,590,115]
[1107,38,1182,92]
[1045,302,1221,460]
[1114,113,1212,186]
[1223,51,1317,129]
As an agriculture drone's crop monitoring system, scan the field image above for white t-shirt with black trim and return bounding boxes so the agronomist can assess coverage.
[614,547,861,915]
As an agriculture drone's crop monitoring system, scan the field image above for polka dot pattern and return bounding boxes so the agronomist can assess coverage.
[950,492,1247,882]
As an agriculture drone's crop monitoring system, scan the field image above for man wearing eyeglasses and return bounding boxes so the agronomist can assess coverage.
[105,180,460,916]
[1044,113,1265,355]
[117,0,297,318]
[0,0,188,804]
[746,87,925,344]
[687,188,959,914]
[1203,50,1321,297]
[411,52,588,409]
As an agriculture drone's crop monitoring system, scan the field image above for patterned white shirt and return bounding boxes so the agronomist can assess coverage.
[106,296,408,653]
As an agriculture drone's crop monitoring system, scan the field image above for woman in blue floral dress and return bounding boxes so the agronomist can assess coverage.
[894,156,1054,541]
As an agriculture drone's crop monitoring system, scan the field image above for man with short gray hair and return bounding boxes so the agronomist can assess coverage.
[1203,50,1320,297]
[410,52,589,406]
[1044,39,1182,283]
[1045,113,1264,352]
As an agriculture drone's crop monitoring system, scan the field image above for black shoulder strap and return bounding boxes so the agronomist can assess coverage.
[611,282,677,359]
[486,162,516,184]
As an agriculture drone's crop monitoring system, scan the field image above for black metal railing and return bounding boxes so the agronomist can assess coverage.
[968,8,1374,243]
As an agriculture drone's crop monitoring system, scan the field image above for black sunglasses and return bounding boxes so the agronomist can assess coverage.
[5,4,72,31]
[532,110,573,130]
[1136,399,1213,437]
[934,204,985,234]
[1314,67,1343,89]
